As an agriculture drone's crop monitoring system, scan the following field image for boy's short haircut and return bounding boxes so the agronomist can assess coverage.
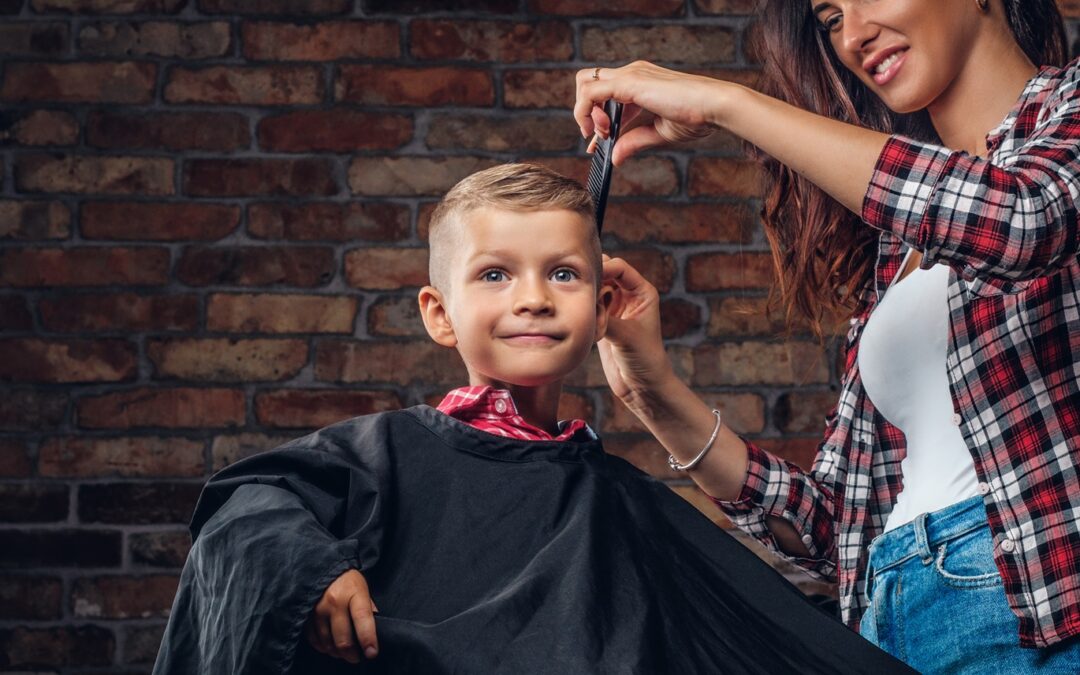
[428,163,601,293]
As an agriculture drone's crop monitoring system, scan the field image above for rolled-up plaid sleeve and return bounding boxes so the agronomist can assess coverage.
[862,72,1080,282]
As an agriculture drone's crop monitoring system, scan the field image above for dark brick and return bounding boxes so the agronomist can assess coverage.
[184,159,337,197]
[0,390,67,431]
[164,65,323,105]
[40,293,199,332]
[32,0,186,11]
[79,482,202,524]
[0,246,171,288]
[258,110,413,153]
[0,529,121,568]
[0,484,69,522]
[199,0,350,13]
[0,439,33,477]
[15,154,174,195]
[363,0,515,10]
[248,202,409,242]
[124,623,167,665]
[411,20,573,62]
[0,575,63,620]
[0,200,71,240]
[0,22,68,56]
[78,20,231,58]
[335,65,494,107]
[130,531,190,567]
[1,62,156,104]
[82,202,240,241]
[254,389,402,428]
[72,574,179,618]
[0,110,79,146]
[77,387,246,430]
[0,295,32,330]
[0,338,137,383]
[241,20,398,60]
[175,246,336,287]
[0,0,22,12]
[87,111,249,152]
[660,298,703,339]
[0,625,114,668]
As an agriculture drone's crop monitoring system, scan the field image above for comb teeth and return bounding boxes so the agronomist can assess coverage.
[586,100,623,234]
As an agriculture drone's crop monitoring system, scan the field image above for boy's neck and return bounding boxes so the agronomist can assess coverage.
[471,378,564,436]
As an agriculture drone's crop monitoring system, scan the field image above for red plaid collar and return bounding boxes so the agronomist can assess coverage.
[436,386,592,442]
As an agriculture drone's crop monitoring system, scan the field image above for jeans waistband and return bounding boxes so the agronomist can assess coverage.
[867,495,988,573]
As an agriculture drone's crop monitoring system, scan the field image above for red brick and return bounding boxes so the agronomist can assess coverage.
[248,202,409,242]
[164,65,323,105]
[0,484,69,522]
[2,200,72,241]
[255,389,402,428]
[611,248,676,292]
[349,156,499,196]
[335,65,494,107]
[176,245,336,287]
[129,530,192,567]
[0,22,68,56]
[41,293,198,332]
[316,339,467,386]
[2,61,156,103]
[503,68,574,109]
[581,25,736,65]
[0,338,137,383]
[0,391,67,431]
[694,0,756,14]
[242,20,398,60]
[411,20,573,62]
[79,482,202,523]
[529,0,683,15]
[427,114,579,152]
[659,298,703,339]
[72,575,179,619]
[755,437,821,472]
[258,110,413,152]
[0,247,169,287]
[184,158,337,197]
[199,0,351,13]
[0,576,63,620]
[82,202,239,241]
[344,248,428,290]
[32,0,186,11]
[77,387,246,429]
[211,431,295,469]
[79,20,230,58]
[604,203,754,244]
[707,296,795,337]
[148,337,308,381]
[0,530,121,568]
[16,154,174,195]
[207,293,357,333]
[0,439,33,477]
[691,341,831,386]
[686,252,775,291]
[87,111,249,151]
[523,156,679,197]
[368,296,425,337]
[39,436,205,478]
[774,390,837,434]
[363,0,515,10]
[688,157,764,198]
[0,295,32,330]
[0,626,114,668]
[0,110,79,145]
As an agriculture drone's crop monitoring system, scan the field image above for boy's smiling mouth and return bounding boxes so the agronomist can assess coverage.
[499,332,565,345]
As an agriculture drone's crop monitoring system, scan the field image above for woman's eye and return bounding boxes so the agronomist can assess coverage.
[482,270,506,282]
[821,13,842,33]
[551,268,578,283]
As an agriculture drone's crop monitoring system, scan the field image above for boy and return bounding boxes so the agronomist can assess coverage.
[154,164,909,674]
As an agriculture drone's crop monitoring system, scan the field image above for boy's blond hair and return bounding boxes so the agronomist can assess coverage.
[428,163,600,292]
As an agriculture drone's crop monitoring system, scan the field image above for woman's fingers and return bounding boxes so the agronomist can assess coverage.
[603,256,655,301]
[611,124,667,166]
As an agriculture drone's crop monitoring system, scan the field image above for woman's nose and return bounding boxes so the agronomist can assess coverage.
[840,5,880,56]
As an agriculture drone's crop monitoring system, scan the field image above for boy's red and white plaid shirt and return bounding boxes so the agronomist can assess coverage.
[714,58,1080,648]
[437,386,593,442]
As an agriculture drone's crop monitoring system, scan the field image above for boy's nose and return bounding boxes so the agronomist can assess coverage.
[512,280,554,315]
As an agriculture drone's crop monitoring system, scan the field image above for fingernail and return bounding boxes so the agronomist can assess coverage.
[586,134,600,154]
[365,647,378,659]
[581,127,589,139]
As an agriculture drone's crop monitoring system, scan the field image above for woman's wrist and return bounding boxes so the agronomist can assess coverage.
[705,80,751,132]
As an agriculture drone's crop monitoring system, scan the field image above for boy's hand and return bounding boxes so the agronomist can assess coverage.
[305,569,379,663]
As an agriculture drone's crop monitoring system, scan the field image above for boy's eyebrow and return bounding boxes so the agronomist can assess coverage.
[467,249,590,262]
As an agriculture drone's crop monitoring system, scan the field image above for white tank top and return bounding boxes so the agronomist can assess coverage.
[857,254,979,532]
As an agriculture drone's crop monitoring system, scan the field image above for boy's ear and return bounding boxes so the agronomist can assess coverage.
[418,286,458,348]
[594,283,615,342]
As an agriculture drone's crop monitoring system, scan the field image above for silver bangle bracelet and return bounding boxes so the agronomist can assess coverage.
[667,409,723,472]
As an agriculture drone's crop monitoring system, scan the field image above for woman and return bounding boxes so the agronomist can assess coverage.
[575,0,1079,672]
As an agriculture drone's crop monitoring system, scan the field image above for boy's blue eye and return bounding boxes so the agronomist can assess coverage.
[551,268,578,283]
[482,270,506,282]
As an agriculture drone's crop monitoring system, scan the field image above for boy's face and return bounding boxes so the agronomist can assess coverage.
[419,207,609,388]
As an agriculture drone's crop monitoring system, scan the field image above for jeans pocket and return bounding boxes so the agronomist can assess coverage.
[932,527,1002,589]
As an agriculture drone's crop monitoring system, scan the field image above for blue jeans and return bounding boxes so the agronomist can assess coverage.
[859,496,1080,673]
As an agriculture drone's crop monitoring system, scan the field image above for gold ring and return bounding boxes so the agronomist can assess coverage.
[592,66,601,81]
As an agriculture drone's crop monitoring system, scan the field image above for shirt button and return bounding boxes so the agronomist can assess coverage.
[801,534,814,547]
[978,482,991,496]
[494,399,508,413]
[962,266,976,281]
[952,413,962,426]
[1000,538,1016,553]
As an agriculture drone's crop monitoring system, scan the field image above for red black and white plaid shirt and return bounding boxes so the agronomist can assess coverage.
[715,58,1080,648]
[437,386,593,442]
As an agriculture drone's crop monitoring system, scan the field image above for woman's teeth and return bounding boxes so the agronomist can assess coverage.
[875,51,903,75]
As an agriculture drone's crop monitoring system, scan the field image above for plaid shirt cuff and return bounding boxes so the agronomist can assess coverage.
[862,135,956,255]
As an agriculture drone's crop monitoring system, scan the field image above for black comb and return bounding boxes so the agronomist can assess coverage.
[586,99,623,233]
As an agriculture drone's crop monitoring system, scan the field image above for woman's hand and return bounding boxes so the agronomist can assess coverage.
[305,569,379,663]
[575,61,735,165]
[599,255,675,404]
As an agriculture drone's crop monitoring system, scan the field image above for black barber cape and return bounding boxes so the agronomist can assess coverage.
[154,406,911,674]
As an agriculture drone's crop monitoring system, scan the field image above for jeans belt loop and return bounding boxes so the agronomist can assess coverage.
[914,511,933,564]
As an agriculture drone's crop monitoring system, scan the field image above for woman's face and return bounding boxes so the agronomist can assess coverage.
[810,0,985,113]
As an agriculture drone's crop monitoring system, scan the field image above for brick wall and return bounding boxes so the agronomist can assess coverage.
[1,1,1078,671]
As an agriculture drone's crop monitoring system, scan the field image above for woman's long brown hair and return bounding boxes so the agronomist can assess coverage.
[754,0,1068,336]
